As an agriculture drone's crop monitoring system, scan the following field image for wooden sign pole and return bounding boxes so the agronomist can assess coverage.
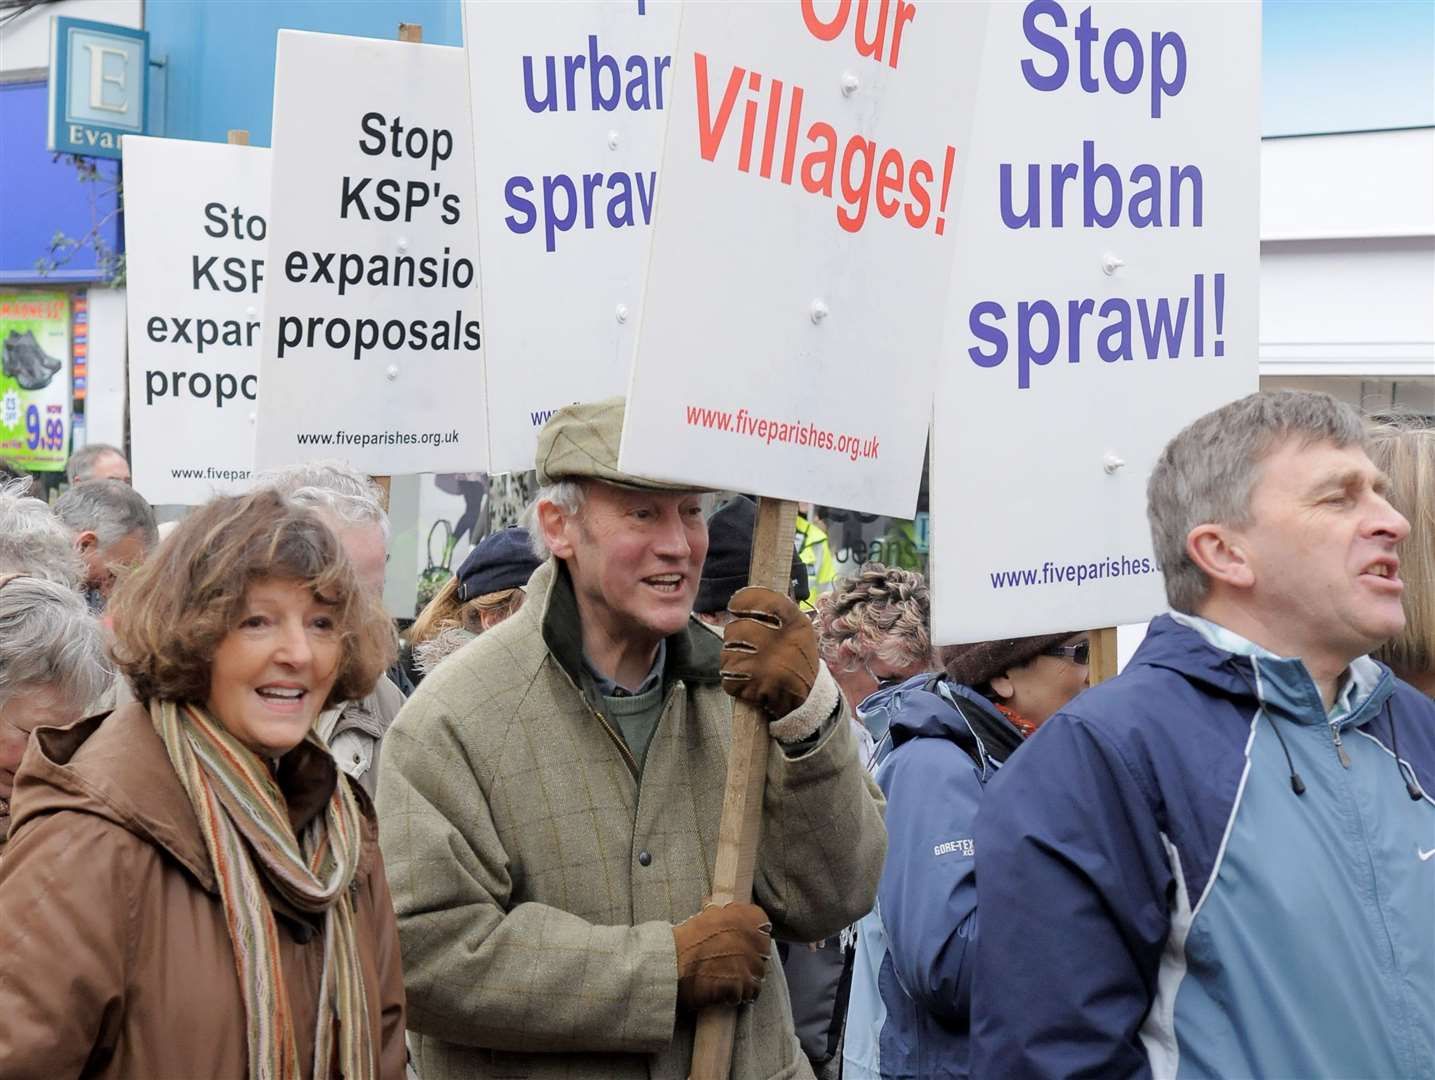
[1088,626,1119,685]
[689,496,799,1080]
[226,129,249,146]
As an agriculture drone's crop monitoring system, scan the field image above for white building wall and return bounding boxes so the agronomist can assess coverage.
[0,0,143,74]
[1260,128,1435,387]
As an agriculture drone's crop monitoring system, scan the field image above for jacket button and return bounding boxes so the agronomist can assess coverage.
[637,850,652,867]
[293,924,315,944]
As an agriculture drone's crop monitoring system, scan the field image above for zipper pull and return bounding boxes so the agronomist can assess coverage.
[1331,724,1351,769]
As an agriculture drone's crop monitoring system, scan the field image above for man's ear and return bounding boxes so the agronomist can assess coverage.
[536,500,575,561]
[989,673,1015,702]
[74,530,100,556]
[1186,523,1255,590]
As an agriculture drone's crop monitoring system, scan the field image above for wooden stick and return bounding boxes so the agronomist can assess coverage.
[689,496,798,1080]
[1088,626,1119,685]
[226,129,249,146]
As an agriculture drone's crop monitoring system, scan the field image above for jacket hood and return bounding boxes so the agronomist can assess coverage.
[1130,615,1396,729]
[883,676,999,748]
[868,673,1025,779]
[8,702,350,894]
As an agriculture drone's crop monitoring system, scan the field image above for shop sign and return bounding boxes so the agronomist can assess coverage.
[0,292,72,473]
[47,17,149,160]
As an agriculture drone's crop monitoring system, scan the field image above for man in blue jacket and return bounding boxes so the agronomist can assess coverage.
[971,390,1435,1079]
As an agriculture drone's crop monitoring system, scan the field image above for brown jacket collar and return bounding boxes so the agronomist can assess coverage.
[8,702,356,896]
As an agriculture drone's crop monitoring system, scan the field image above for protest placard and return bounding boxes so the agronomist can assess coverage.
[123,135,267,503]
[0,291,70,473]
[254,30,488,475]
[620,0,990,519]
[463,0,679,473]
[930,0,1260,644]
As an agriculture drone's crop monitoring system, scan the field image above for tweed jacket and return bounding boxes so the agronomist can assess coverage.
[378,558,886,1080]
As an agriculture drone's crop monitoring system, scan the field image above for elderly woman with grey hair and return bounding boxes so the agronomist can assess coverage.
[0,574,111,854]
[0,478,84,589]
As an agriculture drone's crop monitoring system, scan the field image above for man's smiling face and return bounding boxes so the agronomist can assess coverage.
[556,482,710,648]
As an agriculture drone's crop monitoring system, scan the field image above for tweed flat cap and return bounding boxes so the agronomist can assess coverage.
[535,397,705,491]
[938,632,1076,689]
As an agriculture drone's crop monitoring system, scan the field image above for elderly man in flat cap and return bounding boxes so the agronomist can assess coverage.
[378,399,886,1080]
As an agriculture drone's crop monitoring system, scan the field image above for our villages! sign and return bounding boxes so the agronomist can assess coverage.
[621,0,990,518]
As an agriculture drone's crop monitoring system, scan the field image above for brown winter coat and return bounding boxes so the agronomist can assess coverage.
[0,702,408,1078]
[378,558,887,1080]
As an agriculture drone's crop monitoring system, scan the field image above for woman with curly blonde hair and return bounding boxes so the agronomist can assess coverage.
[815,563,933,739]
[0,489,407,1078]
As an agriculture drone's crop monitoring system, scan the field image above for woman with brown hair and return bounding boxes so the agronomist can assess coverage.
[1366,416,1435,697]
[0,489,407,1078]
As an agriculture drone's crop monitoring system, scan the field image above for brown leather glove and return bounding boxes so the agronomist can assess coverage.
[673,901,773,1012]
[721,586,819,720]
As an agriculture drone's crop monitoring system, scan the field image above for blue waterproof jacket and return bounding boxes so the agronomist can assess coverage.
[844,675,1022,1079]
[971,615,1435,1079]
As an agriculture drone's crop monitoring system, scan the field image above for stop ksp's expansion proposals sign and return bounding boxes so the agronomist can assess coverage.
[255,30,489,474]
[621,0,990,517]
[124,136,268,503]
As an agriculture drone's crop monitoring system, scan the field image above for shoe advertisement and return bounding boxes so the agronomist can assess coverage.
[0,292,72,473]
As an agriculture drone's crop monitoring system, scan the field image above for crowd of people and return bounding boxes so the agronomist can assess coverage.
[0,389,1430,1079]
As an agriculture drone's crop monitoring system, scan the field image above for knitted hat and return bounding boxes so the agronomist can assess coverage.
[938,632,1076,689]
[535,397,706,491]
[696,496,809,614]
[455,528,541,601]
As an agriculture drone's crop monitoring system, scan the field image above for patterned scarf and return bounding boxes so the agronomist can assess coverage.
[151,700,375,1080]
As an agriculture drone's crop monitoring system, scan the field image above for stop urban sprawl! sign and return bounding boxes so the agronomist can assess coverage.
[930,0,1260,643]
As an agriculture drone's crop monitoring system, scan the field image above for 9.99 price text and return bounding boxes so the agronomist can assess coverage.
[26,404,65,452]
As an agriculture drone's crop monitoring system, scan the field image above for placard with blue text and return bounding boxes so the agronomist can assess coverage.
[930,0,1260,643]
[463,0,679,473]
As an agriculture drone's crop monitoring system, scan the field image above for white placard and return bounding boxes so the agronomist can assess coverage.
[254,31,488,475]
[620,1,990,518]
[931,0,1261,644]
[463,0,680,473]
[123,136,267,503]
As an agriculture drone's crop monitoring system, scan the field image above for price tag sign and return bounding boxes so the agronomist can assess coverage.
[0,292,71,472]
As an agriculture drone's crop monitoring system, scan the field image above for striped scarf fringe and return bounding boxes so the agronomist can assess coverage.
[152,700,375,1080]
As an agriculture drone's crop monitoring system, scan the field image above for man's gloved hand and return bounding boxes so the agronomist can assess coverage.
[673,901,773,1012]
[720,586,819,720]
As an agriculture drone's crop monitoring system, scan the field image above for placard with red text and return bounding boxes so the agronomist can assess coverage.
[620,0,989,517]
